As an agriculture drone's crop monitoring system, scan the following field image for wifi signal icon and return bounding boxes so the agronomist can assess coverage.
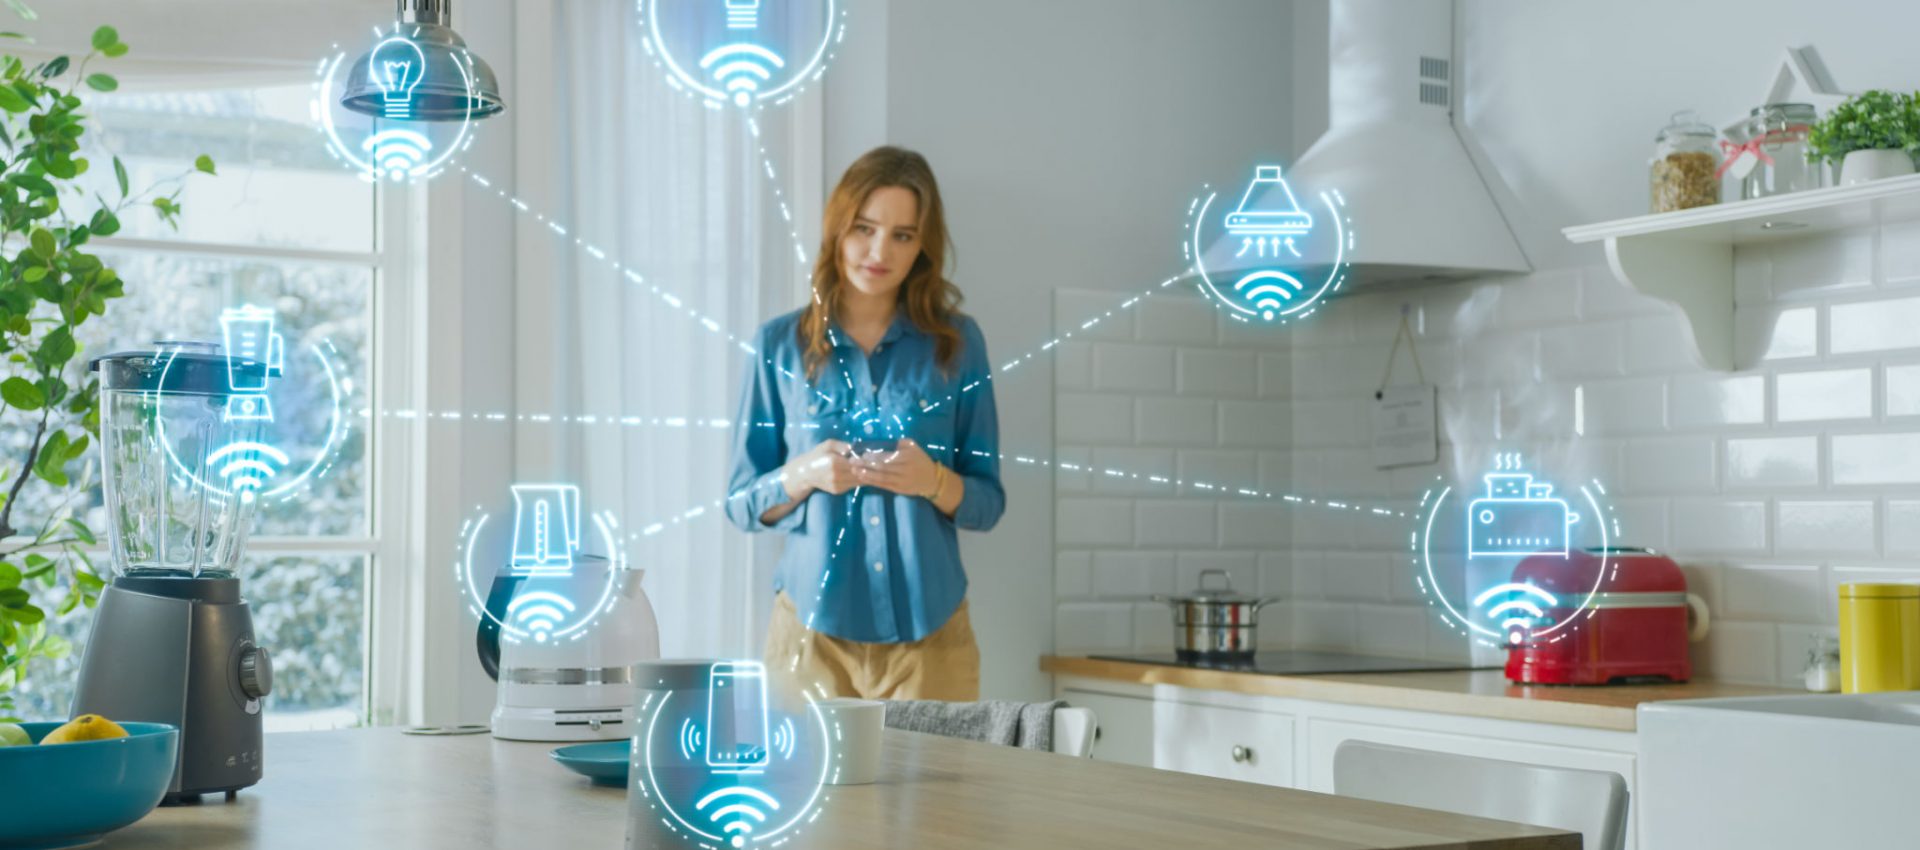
[699,43,786,107]
[1473,582,1560,645]
[769,717,796,761]
[680,718,706,760]
[1231,270,1308,321]
[506,590,576,642]
[209,441,289,504]
[696,785,781,849]
[360,129,434,181]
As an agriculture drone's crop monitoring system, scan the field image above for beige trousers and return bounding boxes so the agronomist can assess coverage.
[763,592,981,701]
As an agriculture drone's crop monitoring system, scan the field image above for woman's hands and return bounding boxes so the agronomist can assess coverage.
[781,439,859,502]
[854,439,964,516]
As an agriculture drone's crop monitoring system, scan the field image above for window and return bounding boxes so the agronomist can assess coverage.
[10,83,390,732]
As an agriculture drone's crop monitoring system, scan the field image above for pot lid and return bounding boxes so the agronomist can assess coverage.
[1173,569,1260,603]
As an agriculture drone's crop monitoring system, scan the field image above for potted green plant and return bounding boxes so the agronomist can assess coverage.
[1807,89,1920,186]
[0,23,215,722]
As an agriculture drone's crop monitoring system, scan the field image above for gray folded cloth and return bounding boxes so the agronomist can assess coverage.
[882,699,1067,751]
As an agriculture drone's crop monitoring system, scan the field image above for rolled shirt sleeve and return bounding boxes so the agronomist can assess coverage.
[948,318,1005,531]
[725,326,806,534]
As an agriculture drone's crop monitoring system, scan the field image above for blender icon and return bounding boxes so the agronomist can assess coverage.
[219,305,285,422]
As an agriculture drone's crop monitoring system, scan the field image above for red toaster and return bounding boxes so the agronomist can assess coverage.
[1504,547,1709,685]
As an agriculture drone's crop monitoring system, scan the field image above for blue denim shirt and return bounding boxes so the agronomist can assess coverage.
[725,308,1004,643]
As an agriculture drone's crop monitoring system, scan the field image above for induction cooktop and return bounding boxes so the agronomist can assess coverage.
[1089,651,1490,676]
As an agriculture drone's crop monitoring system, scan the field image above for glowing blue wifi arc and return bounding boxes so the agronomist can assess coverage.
[702,43,786,107]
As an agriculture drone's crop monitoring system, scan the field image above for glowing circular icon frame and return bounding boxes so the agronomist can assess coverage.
[455,503,629,645]
[638,0,847,110]
[313,26,481,183]
[635,686,833,849]
[154,341,352,507]
[1408,467,1624,649]
[1184,175,1353,326]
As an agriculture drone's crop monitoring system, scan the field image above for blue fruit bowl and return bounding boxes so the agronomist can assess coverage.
[0,722,178,850]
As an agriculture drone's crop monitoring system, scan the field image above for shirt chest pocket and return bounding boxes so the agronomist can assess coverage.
[884,382,958,458]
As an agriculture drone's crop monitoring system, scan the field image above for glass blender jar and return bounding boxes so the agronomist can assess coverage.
[72,342,275,803]
[94,344,266,577]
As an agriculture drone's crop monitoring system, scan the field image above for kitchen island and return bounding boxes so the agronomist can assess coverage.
[108,726,1577,849]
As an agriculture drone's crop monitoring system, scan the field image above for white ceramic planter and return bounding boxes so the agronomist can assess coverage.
[1840,149,1916,186]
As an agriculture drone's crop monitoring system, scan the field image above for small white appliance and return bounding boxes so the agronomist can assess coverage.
[476,558,660,742]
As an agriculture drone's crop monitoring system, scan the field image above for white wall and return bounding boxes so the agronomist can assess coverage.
[1277,0,1920,685]
[829,0,1295,697]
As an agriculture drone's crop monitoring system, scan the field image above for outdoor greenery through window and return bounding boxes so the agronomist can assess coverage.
[8,83,377,732]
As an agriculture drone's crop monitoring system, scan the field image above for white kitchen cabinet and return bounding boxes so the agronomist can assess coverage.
[1059,687,1154,767]
[1151,699,1294,787]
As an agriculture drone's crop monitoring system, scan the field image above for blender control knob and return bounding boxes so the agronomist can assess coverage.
[240,646,273,699]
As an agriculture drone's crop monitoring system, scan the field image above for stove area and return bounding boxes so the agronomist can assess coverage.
[1090,651,1490,676]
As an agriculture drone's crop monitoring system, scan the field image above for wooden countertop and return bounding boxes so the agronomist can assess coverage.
[1043,655,1798,732]
[109,726,1577,849]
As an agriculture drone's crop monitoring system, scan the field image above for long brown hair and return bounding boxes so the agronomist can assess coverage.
[798,146,963,381]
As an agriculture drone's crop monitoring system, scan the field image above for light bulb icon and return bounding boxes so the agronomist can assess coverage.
[368,37,427,120]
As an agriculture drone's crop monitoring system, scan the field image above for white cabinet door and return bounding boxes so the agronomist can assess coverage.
[1153,699,1294,787]
[1060,688,1154,768]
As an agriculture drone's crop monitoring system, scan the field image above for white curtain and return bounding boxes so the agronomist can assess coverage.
[522,1,812,660]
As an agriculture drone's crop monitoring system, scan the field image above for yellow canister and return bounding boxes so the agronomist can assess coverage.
[1838,582,1920,693]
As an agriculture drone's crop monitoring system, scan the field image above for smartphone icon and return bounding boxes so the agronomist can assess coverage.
[705,661,770,772]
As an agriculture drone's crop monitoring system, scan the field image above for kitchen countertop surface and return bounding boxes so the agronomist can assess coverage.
[108,726,1577,849]
[1043,654,1799,732]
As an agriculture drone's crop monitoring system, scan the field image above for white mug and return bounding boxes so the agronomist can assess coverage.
[813,698,884,785]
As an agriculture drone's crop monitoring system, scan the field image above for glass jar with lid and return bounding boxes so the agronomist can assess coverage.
[1727,102,1820,199]
[1650,110,1720,212]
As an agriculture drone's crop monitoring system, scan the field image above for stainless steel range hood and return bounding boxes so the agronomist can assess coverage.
[1290,0,1529,286]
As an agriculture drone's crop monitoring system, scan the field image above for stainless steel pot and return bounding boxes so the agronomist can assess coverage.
[1153,570,1282,661]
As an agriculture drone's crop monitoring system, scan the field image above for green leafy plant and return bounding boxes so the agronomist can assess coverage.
[0,24,215,720]
[1807,89,1920,165]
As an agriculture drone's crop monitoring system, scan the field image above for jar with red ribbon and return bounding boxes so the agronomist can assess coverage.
[1720,102,1820,200]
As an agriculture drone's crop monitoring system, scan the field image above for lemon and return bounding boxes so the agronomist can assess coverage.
[0,722,28,747]
[40,714,128,745]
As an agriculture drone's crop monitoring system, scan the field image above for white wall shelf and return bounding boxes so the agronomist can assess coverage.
[1563,172,1920,371]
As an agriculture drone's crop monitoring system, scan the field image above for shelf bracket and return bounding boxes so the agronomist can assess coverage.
[1603,235,1735,371]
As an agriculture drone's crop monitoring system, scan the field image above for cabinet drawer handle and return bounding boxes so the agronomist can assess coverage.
[1230,744,1253,764]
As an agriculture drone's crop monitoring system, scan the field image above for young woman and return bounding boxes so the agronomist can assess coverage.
[725,146,1003,701]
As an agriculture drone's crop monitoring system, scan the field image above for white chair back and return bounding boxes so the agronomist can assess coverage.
[1332,740,1628,850]
[1050,706,1097,758]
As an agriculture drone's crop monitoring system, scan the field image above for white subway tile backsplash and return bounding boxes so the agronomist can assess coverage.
[1293,399,1361,446]
[1177,449,1262,492]
[1670,374,1766,428]
[1769,231,1872,297]
[1054,603,1135,651]
[1134,295,1218,345]
[1725,436,1820,489]
[1539,321,1625,380]
[1776,501,1876,556]
[1091,551,1175,597]
[1258,353,1291,398]
[1093,344,1176,393]
[1625,313,1698,374]
[1761,307,1819,361]
[1218,400,1291,449]
[1670,500,1769,554]
[1057,498,1133,546]
[1136,397,1216,447]
[1054,446,1092,493]
[1295,602,1359,651]
[1353,604,1432,659]
[1775,368,1872,422]
[1580,378,1669,436]
[1054,341,1092,390]
[1132,603,1175,652]
[1776,624,1841,686]
[1088,447,1176,495]
[1056,551,1092,598]
[1887,363,1920,417]
[1722,564,1832,623]
[1218,502,1289,548]
[1057,394,1134,444]
[1054,290,1137,341]
[1261,552,1293,599]
[1831,296,1920,354]
[1624,437,1716,493]
[1890,501,1920,555]
[1322,552,1390,602]
[1697,620,1779,685]
[1613,498,1670,550]
[1495,271,1581,326]
[1832,433,1920,485]
[1176,349,1257,398]
[1133,500,1215,547]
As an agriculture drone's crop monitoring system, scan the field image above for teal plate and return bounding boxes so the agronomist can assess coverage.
[550,740,630,786]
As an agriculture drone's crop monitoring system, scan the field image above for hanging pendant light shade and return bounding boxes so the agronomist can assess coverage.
[341,0,504,122]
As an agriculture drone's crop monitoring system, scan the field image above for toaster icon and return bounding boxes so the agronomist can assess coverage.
[1467,473,1579,558]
